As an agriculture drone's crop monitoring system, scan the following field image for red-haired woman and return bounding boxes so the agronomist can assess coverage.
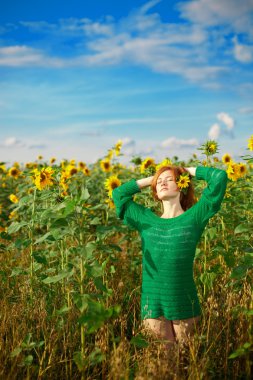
[112,165,228,348]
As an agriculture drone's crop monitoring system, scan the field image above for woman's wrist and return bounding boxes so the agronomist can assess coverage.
[136,176,154,189]
[184,167,196,176]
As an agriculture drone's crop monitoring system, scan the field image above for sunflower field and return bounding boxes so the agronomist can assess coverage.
[0,137,252,380]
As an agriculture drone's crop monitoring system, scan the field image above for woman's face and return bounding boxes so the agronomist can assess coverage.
[156,170,179,200]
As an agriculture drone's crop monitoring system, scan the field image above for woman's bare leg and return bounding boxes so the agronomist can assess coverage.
[142,317,176,349]
[172,316,200,344]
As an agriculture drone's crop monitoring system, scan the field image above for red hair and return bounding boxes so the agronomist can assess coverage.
[151,166,196,211]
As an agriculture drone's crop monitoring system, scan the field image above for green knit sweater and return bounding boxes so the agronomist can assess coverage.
[112,166,228,321]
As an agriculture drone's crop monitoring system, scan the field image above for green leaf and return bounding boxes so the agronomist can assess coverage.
[234,224,249,234]
[23,355,33,366]
[130,334,149,348]
[10,267,28,277]
[34,231,55,244]
[50,218,69,228]
[10,347,22,357]
[90,217,101,225]
[42,269,74,284]
[63,200,76,217]
[80,187,90,201]
[7,221,28,234]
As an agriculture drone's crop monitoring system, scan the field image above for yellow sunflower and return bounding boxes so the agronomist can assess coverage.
[176,174,191,191]
[0,164,7,173]
[104,175,121,198]
[50,157,56,164]
[65,164,78,176]
[8,167,21,179]
[226,162,240,181]
[83,167,91,176]
[106,149,114,160]
[100,158,112,173]
[237,163,247,178]
[9,194,19,203]
[105,198,115,209]
[247,135,253,151]
[156,158,172,171]
[37,155,43,160]
[140,157,156,174]
[9,210,17,219]
[78,161,86,169]
[222,153,232,165]
[33,167,54,190]
[114,140,122,156]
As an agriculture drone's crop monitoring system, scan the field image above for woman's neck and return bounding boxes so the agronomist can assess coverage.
[161,200,184,218]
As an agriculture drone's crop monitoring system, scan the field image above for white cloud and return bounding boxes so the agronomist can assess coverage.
[233,37,253,63]
[1,137,25,148]
[208,112,235,140]
[208,123,220,139]
[178,0,253,37]
[160,137,199,149]
[0,45,65,67]
[121,137,136,156]
[217,112,234,130]
[238,106,253,114]
[0,1,226,84]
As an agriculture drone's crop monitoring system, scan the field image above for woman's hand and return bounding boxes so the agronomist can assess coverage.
[136,176,154,189]
[184,167,196,176]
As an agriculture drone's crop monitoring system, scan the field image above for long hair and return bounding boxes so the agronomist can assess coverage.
[151,166,196,211]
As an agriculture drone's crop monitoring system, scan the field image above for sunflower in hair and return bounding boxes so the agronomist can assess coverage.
[176,172,191,195]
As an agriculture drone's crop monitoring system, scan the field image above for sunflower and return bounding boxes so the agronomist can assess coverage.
[33,167,54,190]
[65,164,78,176]
[247,135,253,151]
[104,175,121,198]
[83,167,91,176]
[106,149,114,160]
[222,153,232,165]
[105,198,115,209]
[0,164,7,173]
[78,161,86,169]
[9,210,17,219]
[8,167,21,179]
[9,194,19,203]
[100,159,112,173]
[176,173,191,193]
[198,140,219,156]
[226,162,240,181]
[237,163,247,178]
[140,157,156,174]
[114,140,122,156]
[37,155,43,160]
[50,157,56,164]
[70,159,76,165]
[156,158,172,171]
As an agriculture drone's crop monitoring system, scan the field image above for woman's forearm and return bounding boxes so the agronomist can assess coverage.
[136,176,154,189]
[184,167,196,176]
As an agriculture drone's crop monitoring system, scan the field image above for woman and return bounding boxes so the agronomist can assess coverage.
[112,165,228,348]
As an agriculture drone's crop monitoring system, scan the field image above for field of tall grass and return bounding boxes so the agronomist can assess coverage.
[0,138,252,379]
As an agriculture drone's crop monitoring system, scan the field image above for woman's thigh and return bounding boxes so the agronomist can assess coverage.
[142,317,176,344]
[172,316,200,343]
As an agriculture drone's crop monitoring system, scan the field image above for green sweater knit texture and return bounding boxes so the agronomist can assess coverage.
[112,166,228,321]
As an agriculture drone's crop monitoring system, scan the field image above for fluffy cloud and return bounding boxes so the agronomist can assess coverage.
[160,137,199,149]
[177,0,253,37]
[233,37,253,63]
[208,123,220,140]
[1,137,25,148]
[208,112,235,139]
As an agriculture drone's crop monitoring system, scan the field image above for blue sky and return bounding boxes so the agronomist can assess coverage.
[0,0,253,166]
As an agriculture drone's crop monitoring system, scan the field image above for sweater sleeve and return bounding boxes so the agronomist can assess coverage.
[112,179,146,231]
[193,166,228,226]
